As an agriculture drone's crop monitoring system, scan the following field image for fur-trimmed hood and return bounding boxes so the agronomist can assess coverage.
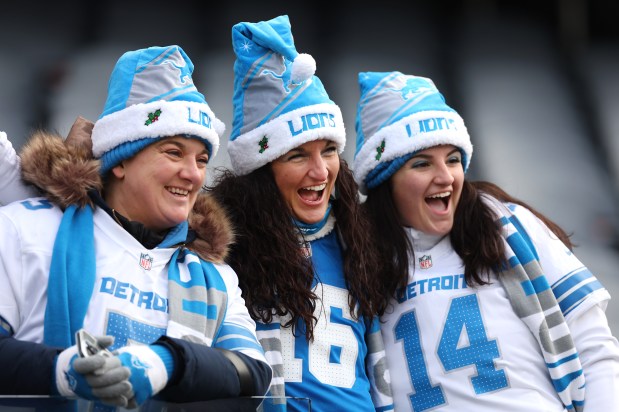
[19,131,234,263]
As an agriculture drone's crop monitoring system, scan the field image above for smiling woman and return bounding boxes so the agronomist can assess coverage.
[0,45,271,409]
[208,15,393,412]
[390,145,464,235]
[105,137,210,231]
[271,139,340,224]
[355,71,619,412]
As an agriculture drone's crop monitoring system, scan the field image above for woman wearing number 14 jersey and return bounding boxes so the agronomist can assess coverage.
[354,71,619,411]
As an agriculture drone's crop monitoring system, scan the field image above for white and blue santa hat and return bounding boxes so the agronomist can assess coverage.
[92,45,225,175]
[228,15,346,176]
[353,71,473,194]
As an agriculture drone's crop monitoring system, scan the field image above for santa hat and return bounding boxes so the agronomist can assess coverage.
[91,45,225,175]
[228,15,345,175]
[353,71,472,194]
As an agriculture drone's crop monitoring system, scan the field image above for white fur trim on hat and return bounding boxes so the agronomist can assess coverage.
[92,100,224,159]
[354,110,472,194]
[228,102,345,176]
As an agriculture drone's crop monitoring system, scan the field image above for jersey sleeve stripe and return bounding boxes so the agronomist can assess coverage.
[552,268,594,299]
[215,323,263,352]
[557,280,605,315]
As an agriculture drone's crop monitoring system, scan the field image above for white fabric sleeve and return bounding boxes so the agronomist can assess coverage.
[568,303,619,412]
[0,131,38,205]
[214,263,268,364]
[0,211,22,334]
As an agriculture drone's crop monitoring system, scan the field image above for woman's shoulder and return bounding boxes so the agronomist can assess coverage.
[0,196,63,247]
[19,130,101,209]
[187,192,235,264]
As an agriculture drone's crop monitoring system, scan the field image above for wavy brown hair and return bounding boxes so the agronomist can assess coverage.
[365,179,573,307]
[208,159,383,340]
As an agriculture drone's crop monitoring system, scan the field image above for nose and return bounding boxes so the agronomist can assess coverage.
[434,162,455,185]
[307,154,328,181]
[179,158,206,185]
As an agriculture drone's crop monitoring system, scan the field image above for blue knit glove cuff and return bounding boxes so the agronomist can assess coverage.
[115,344,173,406]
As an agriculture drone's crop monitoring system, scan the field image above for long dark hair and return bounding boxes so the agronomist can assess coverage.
[208,159,383,340]
[365,179,573,307]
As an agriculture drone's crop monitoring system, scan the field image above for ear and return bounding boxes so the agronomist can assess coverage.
[111,162,125,179]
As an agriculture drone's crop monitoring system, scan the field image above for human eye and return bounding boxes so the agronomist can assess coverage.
[164,148,182,158]
[411,159,429,169]
[285,150,306,162]
[197,155,209,167]
[323,145,338,156]
[447,153,462,164]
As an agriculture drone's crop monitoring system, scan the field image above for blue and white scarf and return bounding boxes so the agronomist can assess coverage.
[43,204,227,349]
[485,195,585,411]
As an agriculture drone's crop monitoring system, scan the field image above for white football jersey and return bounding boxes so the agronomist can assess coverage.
[381,204,610,411]
[0,197,258,355]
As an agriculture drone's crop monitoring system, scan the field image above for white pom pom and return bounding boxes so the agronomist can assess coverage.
[291,53,316,83]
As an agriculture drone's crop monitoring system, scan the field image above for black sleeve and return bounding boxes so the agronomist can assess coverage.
[0,335,60,394]
[154,336,272,403]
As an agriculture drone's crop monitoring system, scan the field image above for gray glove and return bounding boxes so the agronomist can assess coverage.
[72,336,134,407]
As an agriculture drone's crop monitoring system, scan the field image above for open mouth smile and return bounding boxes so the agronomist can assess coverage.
[166,186,190,197]
[425,191,451,212]
[298,183,326,202]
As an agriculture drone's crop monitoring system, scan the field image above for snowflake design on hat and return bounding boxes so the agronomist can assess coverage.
[145,109,162,126]
[258,136,269,153]
[240,39,253,53]
[375,140,385,160]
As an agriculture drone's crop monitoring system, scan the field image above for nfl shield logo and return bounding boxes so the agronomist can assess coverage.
[140,253,153,271]
[419,255,432,269]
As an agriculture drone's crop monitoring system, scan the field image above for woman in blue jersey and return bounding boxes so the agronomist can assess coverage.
[208,16,393,411]
[0,45,271,409]
[353,71,619,411]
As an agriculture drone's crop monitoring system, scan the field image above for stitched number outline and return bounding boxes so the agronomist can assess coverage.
[20,199,53,210]
[281,284,358,387]
[395,294,507,411]
[104,312,166,350]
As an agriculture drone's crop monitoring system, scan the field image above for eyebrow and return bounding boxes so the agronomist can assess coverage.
[412,148,460,159]
[160,139,209,155]
[285,140,335,155]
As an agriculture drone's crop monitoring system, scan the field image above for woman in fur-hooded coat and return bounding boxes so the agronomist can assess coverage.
[0,128,271,407]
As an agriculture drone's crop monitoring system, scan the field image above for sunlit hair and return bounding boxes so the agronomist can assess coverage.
[365,179,573,309]
[208,159,383,340]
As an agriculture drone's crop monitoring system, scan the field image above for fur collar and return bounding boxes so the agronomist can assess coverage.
[19,131,233,263]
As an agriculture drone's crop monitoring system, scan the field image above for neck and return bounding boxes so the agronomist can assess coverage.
[90,191,170,248]
[405,227,445,251]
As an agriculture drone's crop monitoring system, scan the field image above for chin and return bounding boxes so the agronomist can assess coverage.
[295,211,324,225]
[162,215,188,229]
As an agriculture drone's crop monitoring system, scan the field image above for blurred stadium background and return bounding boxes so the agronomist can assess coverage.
[1,0,618,335]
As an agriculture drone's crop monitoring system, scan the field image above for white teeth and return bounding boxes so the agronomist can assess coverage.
[428,192,450,199]
[168,187,189,196]
[304,184,326,191]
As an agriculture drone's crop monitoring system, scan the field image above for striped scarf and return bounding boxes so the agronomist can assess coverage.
[484,195,585,411]
[44,204,228,349]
